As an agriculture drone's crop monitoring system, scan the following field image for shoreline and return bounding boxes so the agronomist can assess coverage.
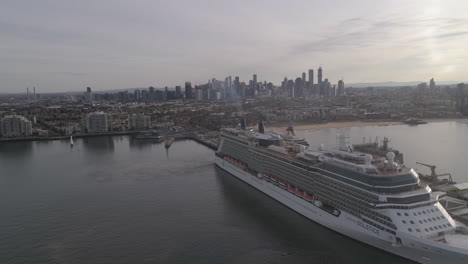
[269,118,468,131]
[0,131,141,143]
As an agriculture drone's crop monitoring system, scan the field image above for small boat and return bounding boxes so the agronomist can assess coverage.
[403,118,427,125]
[287,185,295,193]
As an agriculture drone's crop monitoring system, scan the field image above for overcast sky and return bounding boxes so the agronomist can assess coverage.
[1,0,467,93]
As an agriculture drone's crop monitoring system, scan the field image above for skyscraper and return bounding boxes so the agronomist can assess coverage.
[337,80,345,96]
[175,86,182,99]
[318,67,323,84]
[85,87,93,104]
[149,86,156,101]
[234,76,240,97]
[185,82,192,99]
[294,77,303,97]
[430,78,436,90]
[253,74,257,90]
[308,69,314,87]
[134,90,141,101]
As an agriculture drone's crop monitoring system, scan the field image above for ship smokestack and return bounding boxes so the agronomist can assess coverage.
[240,118,246,130]
[258,120,265,133]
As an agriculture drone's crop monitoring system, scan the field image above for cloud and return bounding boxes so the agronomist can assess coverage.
[290,17,405,55]
[431,31,468,39]
[291,16,468,55]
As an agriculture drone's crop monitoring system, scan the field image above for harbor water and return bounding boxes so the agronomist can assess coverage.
[1,121,467,264]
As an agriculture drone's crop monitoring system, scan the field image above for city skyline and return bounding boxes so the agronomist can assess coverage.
[1,0,468,93]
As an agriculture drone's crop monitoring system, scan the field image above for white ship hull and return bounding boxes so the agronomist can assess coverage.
[215,156,467,264]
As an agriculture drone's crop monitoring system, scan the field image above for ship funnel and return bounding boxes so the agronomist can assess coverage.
[258,120,265,133]
[240,118,246,130]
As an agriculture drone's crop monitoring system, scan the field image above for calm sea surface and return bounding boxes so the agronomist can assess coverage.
[1,121,467,264]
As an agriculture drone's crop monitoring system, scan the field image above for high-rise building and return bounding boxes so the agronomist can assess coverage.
[337,80,345,96]
[318,67,323,84]
[134,90,141,101]
[321,78,331,96]
[308,70,314,85]
[128,114,150,130]
[302,72,306,83]
[84,112,113,133]
[0,115,33,137]
[141,90,149,101]
[117,91,129,103]
[253,74,257,91]
[430,78,436,90]
[85,87,93,104]
[148,86,156,101]
[185,82,193,99]
[294,77,303,98]
[175,86,182,99]
[163,87,168,101]
[288,80,295,98]
[234,76,240,97]
[240,82,246,98]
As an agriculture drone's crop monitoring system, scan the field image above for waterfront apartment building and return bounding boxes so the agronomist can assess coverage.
[0,115,33,137]
[84,112,113,133]
[128,114,150,130]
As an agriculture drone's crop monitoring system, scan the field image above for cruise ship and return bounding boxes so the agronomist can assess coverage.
[215,120,468,263]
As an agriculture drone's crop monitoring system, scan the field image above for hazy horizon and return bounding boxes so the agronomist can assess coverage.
[1,0,468,93]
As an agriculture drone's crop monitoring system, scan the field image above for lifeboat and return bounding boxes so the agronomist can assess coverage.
[271,177,278,185]
[295,188,304,197]
[287,185,295,193]
[314,200,323,207]
[304,193,314,202]
[279,180,287,189]
[333,209,341,217]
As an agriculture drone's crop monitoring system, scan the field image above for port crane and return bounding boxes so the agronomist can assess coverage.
[416,162,454,184]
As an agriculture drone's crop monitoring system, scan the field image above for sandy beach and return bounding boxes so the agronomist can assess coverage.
[269,118,468,132]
